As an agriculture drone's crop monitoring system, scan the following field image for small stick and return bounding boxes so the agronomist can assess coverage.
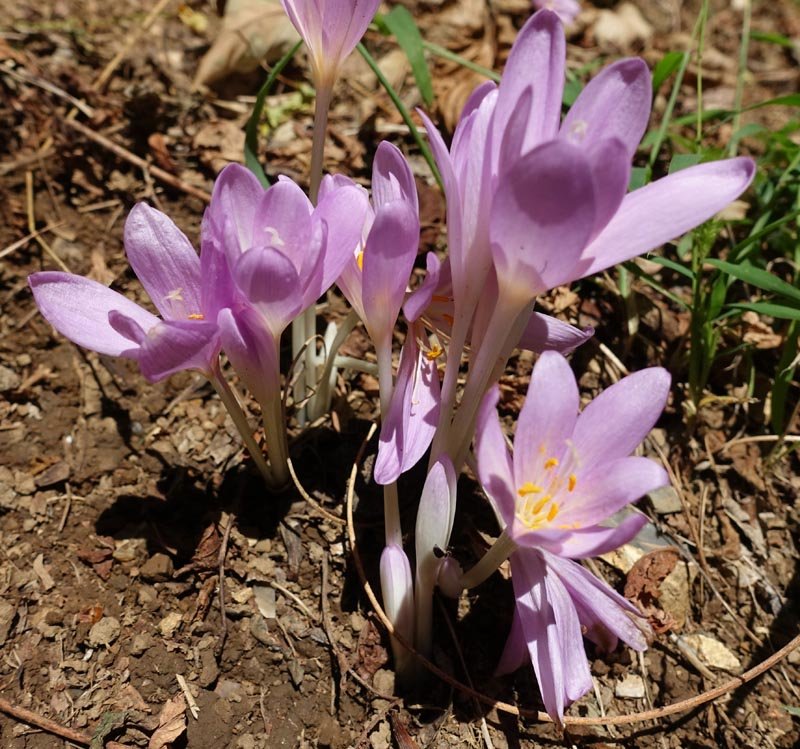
[214,511,235,660]
[0,220,66,259]
[0,61,95,117]
[176,674,200,719]
[25,171,70,273]
[0,696,129,748]
[62,118,211,203]
[287,457,345,526]
[57,483,73,533]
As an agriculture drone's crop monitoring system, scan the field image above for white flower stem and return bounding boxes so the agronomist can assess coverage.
[261,391,291,489]
[376,340,401,548]
[209,363,274,487]
[457,530,518,590]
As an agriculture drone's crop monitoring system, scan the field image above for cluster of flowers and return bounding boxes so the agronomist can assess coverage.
[30,1,754,724]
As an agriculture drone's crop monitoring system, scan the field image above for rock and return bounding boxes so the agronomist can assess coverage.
[648,486,683,515]
[372,668,395,696]
[615,673,645,699]
[34,461,70,488]
[681,634,741,672]
[0,365,20,392]
[199,647,220,688]
[129,633,154,656]
[0,598,17,645]
[594,3,653,49]
[89,616,121,647]
[140,553,174,582]
[158,612,183,638]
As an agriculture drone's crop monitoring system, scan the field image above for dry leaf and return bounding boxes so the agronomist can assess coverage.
[593,3,653,49]
[148,694,187,749]
[193,0,299,88]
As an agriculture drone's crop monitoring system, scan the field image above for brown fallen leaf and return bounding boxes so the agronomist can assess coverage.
[624,547,680,634]
[148,694,187,749]
[193,0,299,88]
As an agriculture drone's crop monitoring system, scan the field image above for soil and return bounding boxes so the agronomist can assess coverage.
[1,1,799,748]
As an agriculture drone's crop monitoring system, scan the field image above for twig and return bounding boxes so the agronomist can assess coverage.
[26,171,70,273]
[0,220,66,260]
[717,434,800,452]
[62,118,211,203]
[344,424,800,726]
[57,483,73,533]
[287,458,345,526]
[321,553,349,704]
[0,61,95,117]
[176,674,199,719]
[270,580,317,622]
[0,695,129,748]
[214,511,235,660]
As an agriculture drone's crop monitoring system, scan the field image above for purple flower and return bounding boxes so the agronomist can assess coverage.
[474,351,670,723]
[204,164,368,406]
[29,203,219,381]
[420,9,755,327]
[533,0,580,26]
[280,0,382,88]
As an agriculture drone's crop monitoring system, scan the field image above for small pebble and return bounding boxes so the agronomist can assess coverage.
[88,616,121,648]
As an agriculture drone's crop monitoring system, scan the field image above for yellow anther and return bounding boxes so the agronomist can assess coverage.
[188,313,205,320]
[532,494,551,514]
[431,294,451,303]
[517,482,543,497]
[356,249,364,270]
[425,345,443,361]
[539,444,547,455]
[544,457,559,470]
[442,313,454,326]
[547,503,559,522]
[568,473,577,492]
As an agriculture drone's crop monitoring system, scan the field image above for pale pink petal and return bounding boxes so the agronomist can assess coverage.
[558,456,667,528]
[474,386,517,527]
[233,247,303,337]
[492,9,565,164]
[124,203,202,320]
[578,157,756,278]
[572,367,670,469]
[513,352,579,500]
[546,552,649,650]
[205,162,263,255]
[403,252,442,323]
[517,312,594,354]
[519,513,648,558]
[29,272,158,357]
[371,141,418,209]
[560,58,651,159]
[374,335,441,484]
[134,319,219,381]
[490,139,596,297]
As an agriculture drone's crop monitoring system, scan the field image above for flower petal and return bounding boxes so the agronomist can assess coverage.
[578,157,756,278]
[572,367,671,469]
[546,552,650,651]
[371,141,418,209]
[517,312,594,354]
[204,162,264,255]
[403,252,442,323]
[415,456,458,590]
[520,512,649,559]
[233,247,303,337]
[490,139,596,299]
[374,335,441,484]
[474,386,517,527]
[558,456,668,528]
[29,272,159,356]
[560,58,651,159]
[362,199,419,345]
[124,203,202,320]
[218,306,281,406]
[133,319,218,382]
[513,351,579,500]
[492,9,566,162]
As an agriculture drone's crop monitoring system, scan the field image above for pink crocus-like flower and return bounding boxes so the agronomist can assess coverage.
[280,0,382,89]
[203,164,368,407]
[533,0,580,26]
[474,351,670,723]
[29,203,220,382]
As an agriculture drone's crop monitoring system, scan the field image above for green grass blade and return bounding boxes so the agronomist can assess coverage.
[730,301,800,321]
[771,321,798,434]
[620,261,690,309]
[379,7,434,107]
[244,40,303,187]
[706,259,800,304]
[644,255,695,280]
[420,41,500,82]
[652,51,684,92]
[356,42,443,191]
